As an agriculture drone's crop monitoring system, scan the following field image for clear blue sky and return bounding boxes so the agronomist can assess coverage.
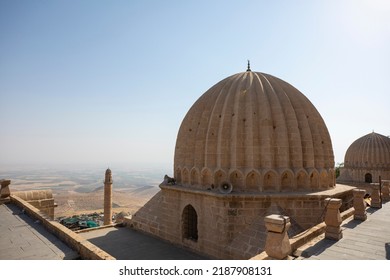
[1,0,389,171]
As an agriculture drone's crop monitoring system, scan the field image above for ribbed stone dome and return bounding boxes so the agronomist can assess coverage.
[174,71,335,192]
[344,132,390,170]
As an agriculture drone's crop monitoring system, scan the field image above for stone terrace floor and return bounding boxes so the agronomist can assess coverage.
[79,226,210,260]
[0,203,79,260]
[296,200,390,260]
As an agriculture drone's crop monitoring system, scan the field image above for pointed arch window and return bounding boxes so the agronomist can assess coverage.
[365,173,372,183]
[182,204,198,241]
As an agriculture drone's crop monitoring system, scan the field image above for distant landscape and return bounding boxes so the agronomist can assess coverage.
[0,166,170,218]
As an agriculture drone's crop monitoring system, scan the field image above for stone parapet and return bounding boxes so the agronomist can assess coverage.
[12,190,56,220]
[10,195,115,260]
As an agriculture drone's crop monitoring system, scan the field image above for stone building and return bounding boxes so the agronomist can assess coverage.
[130,67,353,259]
[338,132,390,184]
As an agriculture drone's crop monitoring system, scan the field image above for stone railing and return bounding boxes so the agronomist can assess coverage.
[10,194,115,260]
[252,188,386,260]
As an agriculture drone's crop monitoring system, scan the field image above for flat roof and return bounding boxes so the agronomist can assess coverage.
[0,203,79,260]
[296,200,390,260]
[79,226,210,260]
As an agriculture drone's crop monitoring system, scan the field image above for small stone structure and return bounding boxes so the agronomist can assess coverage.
[382,180,390,202]
[104,168,113,225]
[352,189,367,221]
[370,185,382,208]
[264,214,291,259]
[0,179,11,199]
[324,198,343,240]
[12,189,57,220]
[115,211,130,224]
[1,180,57,219]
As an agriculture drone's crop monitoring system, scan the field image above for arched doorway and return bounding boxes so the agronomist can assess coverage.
[182,205,198,241]
[365,173,372,183]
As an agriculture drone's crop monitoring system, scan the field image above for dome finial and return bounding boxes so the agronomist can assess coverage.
[246,60,251,72]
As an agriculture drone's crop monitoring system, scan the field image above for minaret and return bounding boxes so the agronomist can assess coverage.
[104,168,113,225]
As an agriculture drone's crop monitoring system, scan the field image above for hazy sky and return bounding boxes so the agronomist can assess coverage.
[1,0,389,171]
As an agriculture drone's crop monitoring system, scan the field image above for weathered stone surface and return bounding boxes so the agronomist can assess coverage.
[131,69,344,259]
[370,185,382,208]
[264,215,291,259]
[324,198,343,240]
[382,181,390,201]
[0,179,11,198]
[174,71,335,192]
[264,214,290,233]
[353,189,367,221]
[9,195,115,260]
[12,190,56,220]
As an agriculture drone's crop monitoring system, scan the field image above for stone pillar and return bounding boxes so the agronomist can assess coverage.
[370,185,381,208]
[0,179,11,198]
[382,181,390,202]
[264,214,291,259]
[324,198,343,240]
[353,189,367,221]
[104,168,113,225]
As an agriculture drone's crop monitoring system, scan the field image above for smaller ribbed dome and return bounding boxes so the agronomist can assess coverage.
[344,132,390,170]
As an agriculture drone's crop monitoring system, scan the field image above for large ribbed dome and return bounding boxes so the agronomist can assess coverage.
[344,132,390,170]
[174,71,335,192]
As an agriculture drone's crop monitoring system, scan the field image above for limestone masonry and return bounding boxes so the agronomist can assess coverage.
[104,168,113,225]
[130,68,352,259]
[338,132,390,184]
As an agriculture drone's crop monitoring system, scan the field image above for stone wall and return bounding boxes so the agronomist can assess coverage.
[12,190,56,220]
[130,183,354,259]
[338,167,390,184]
[10,195,115,260]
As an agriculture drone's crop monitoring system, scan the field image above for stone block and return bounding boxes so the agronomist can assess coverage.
[353,189,367,221]
[324,198,342,241]
[264,214,291,259]
[0,179,11,198]
[382,183,390,202]
[325,225,343,240]
[371,185,381,208]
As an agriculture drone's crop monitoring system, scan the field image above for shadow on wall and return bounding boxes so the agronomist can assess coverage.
[386,243,390,260]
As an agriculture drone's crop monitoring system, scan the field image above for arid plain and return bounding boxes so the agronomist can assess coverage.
[0,167,165,218]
